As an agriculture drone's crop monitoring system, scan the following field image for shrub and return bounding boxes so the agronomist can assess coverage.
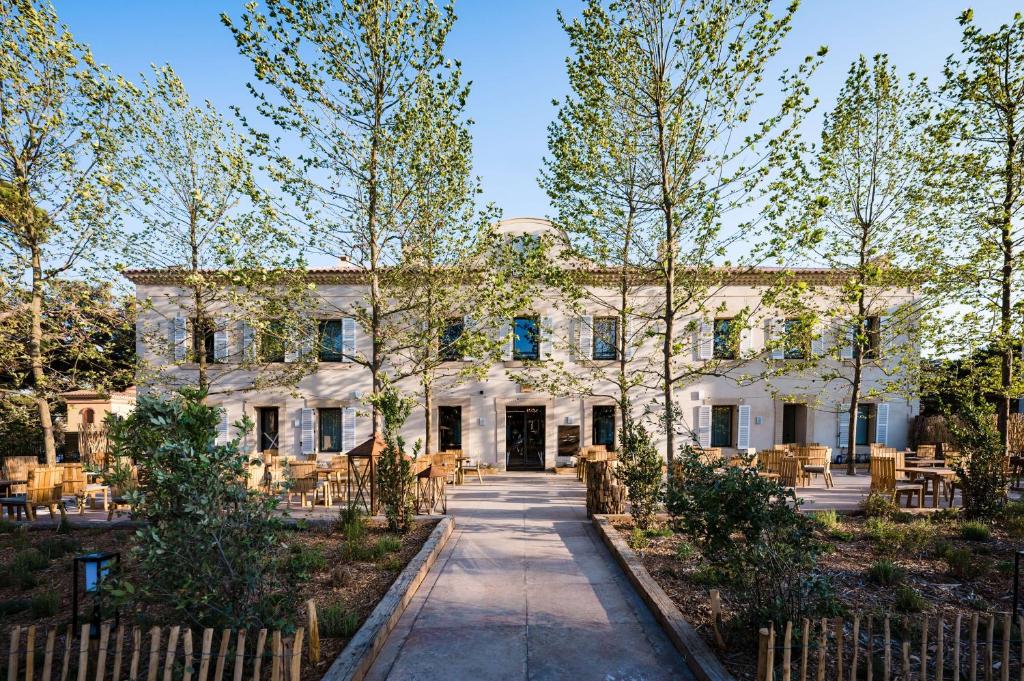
[369,383,417,533]
[960,521,991,541]
[944,392,1007,520]
[13,548,49,572]
[615,416,664,531]
[862,493,898,519]
[813,510,840,531]
[107,388,297,630]
[894,585,926,613]
[37,536,80,560]
[318,603,360,638]
[674,542,695,560]
[375,535,401,556]
[628,527,649,551]
[30,592,58,617]
[866,559,905,586]
[903,520,937,555]
[337,507,366,542]
[0,598,30,617]
[945,548,974,579]
[865,518,904,555]
[287,545,327,578]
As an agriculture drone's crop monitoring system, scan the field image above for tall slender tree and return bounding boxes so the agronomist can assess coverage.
[0,0,122,463]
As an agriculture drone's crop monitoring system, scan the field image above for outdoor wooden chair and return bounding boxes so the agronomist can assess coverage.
[779,456,800,488]
[460,455,484,484]
[58,462,109,514]
[697,447,723,465]
[802,446,834,489]
[285,461,326,507]
[728,448,757,468]
[870,455,924,508]
[915,444,937,459]
[758,448,785,476]
[942,449,965,505]
[106,464,139,520]
[0,455,38,495]
[0,466,66,522]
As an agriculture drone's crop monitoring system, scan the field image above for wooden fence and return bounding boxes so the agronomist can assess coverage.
[756,613,1024,681]
[4,603,322,681]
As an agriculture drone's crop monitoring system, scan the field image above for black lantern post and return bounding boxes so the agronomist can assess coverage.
[72,551,120,637]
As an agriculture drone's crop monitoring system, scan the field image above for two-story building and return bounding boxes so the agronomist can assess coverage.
[126,218,919,469]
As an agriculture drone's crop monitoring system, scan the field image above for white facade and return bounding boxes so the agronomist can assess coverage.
[126,218,919,469]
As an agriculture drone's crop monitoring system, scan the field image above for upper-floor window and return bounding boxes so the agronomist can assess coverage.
[712,318,736,360]
[853,316,881,360]
[441,318,464,361]
[319,320,344,362]
[784,319,806,360]
[513,316,540,361]
[593,317,618,360]
[261,321,286,363]
[191,317,216,364]
[80,408,95,426]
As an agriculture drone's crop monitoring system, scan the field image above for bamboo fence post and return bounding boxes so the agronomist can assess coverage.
[971,613,979,681]
[278,639,289,681]
[817,619,827,681]
[111,626,125,681]
[1003,613,1011,681]
[197,630,214,681]
[801,618,810,681]
[938,617,946,681]
[867,616,874,681]
[270,632,281,681]
[146,627,161,681]
[183,630,193,681]
[902,641,911,681]
[26,625,36,681]
[232,631,246,681]
[307,600,320,665]
[42,628,56,681]
[77,625,90,681]
[289,630,303,681]
[94,623,110,681]
[129,627,142,681]
[884,616,892,681]
[836,618,844,680]
[213,630,230,681]
[60,625,72,681]
[162,626,179,681]
[251,631,267,681]
[955,614,963,681]
[783,621,793,681]
[922,617,930,681]
[710,591,726,649]
[987,614,995,681]
[757,629,770,681]
[1018,615,1024,681]
[10,625,21,681]
[850,616,860,681]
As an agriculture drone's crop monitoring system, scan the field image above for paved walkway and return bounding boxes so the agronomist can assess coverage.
[364,472,693,681]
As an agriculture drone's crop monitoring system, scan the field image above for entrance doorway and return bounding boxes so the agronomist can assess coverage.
[506,406,546,470]
[782,404,808,444]
[257,407,280,454]
[438,406,462,451]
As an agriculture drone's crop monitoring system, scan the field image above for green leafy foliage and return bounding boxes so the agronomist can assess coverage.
[945,392,1008,520]
[318,603,360,639]
[615,417,663,531]
[30,592,58,617]
[866,559,905,586]
[862,493,899,519]
[894,585,926,613]
[370,383,417,533]
[945,548,975,580]
[960,521,992,541]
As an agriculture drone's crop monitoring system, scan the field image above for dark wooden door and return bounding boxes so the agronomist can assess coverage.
[506,406,545,470]
[438,406,462,451]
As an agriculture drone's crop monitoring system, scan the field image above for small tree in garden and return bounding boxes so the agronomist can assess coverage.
[108,389,297,630]
[615,415,663,531]
[942,385,1008,520]
[370,383,418,533]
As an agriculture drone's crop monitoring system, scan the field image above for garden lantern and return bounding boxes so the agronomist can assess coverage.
[72,551,120,637]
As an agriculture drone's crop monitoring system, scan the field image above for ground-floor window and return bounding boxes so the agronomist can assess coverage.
[319,408,343,452]
[855,403,875,446]
[711,405,734,447]
[593,405,616,449]
[439,406,462,450]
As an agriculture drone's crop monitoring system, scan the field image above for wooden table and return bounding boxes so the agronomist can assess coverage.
[455,456,471,485]
[315,466,348,506]
[0,479,26,496]
[897,467,956,508]
[904,458,944,467]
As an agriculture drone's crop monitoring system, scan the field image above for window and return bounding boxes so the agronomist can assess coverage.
[855,403,874,446]
[853,316,881,360]
[513,316,540,360]
[711,405,734,447]
[261,321,286,363]
[191,317,216,363]
[439,406,462,450]
[784,319,806,360]
[712,319,736,360]
[319,320,344,362]
[441,319,464,361]
[593,317,618,360]
[319,408,343,452]
[257,407,280,452]
[593,406,616,449]
[80,408,95,426]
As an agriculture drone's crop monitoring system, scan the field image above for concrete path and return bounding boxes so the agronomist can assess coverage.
[364,472,694,681]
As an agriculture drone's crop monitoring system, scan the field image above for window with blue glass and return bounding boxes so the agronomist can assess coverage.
[319,408,343,452]
[593,406,616,449]
[713,319,736,359]
[441,318,464,361]
[593,317,618,360]
[513,317,540,360]
[784,319,806,360]
[319,320,344,362]
[711,405,734,447]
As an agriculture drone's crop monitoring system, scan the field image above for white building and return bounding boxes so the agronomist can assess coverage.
[126,218,919,469]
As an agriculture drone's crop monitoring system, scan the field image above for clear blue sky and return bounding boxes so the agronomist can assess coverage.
[53,0,1018,221]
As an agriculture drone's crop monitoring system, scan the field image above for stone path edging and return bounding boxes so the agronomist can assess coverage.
[322,515,455,681]
[592,514,736,681]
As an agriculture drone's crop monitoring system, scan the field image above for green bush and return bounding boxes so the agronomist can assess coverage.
[30,592,58,617]
[369,383,417,533]
[945,548,974,579]
[37,536,80,560]
[944,393,1007,520]
[862,493,898,519]
[865,518,905,555]
[0,598,30,617]
[319,603,360,638]
[374,535,401,556]
[813,510,840,531]
[960,521,991,541]
[894,585,926,613]
[903,520,937,554]
[615,416,664,531]
[337,507,365,540]
[627,527,649,551]
[107,388,296,630]
[866,559,905,586]
[287,545,327,578]
[13,548,49,572]
[674,542,695,560]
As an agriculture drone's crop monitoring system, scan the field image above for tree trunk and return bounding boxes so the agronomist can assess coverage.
[423,383,434,454]
[30,246,57,464]
[847,223,871,475]
[997,129,1016,454]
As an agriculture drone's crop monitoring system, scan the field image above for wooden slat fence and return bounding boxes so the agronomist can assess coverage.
[756,613,1024,681]
[2,623,310,681]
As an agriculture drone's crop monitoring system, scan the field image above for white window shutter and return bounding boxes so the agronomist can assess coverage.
[300,408,316,455]
[810,323,824,356]
[697,405,712,448]
[736,404,751,450]
[500,321,513,361]
[837,404,851,449]
[875,402,889,445]
[578,315,593,360]
[342,407,357,452]
[697,321,713,361]
[299,324,315,359]
[241,321,255,362]
[768,318,785,360]
[172,316,187,362]
[840,320,855,360]
[540,316,553,359]
[739,326,752,354]
[462,316,477,361]
[214,318,228,362]
[342,317,356,362]
[216,409,229,446]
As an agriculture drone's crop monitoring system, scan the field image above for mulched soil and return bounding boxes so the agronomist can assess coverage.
[616,511,1024,680]
[0,517,436,681]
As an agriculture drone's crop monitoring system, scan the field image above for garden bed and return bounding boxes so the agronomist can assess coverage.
[614,507,1024,680]
[0,517,438,681]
